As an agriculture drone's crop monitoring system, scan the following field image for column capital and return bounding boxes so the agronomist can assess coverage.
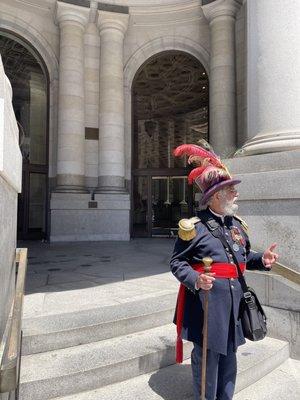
[97,10,129,36]
[55,1,89,27]
[202,0,242,22]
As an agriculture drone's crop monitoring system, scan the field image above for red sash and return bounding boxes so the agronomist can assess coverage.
[175,262,246,363]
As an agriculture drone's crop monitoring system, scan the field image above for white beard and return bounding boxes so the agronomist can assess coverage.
[222,199,238,216]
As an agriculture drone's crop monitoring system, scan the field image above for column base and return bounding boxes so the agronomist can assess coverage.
[55,175,89,193]
[53,185,89,194]
[95,175,127,193]
[95,186,128,194]
[236,130,300,156]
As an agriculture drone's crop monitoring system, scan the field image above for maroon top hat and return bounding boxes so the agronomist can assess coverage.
[173,143,241,205]
[195,166,241,205]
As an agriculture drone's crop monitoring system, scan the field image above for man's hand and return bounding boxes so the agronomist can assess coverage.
[196,272,216,290]
[262,243,279,269]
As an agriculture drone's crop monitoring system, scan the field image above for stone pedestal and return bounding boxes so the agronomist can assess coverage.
[203,0,241,156]
[241,0,300,155]
[50,192,130,241]
[96,10,129,193]
[94,193,130,240]
[55,1,89,192]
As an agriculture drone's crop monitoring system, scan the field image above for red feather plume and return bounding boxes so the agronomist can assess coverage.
[173,144,223,168]
[188,166,207,184]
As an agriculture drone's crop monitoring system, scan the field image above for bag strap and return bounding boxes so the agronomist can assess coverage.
[202,215,249,294]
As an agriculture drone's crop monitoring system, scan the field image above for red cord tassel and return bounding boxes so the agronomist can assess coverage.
[175,284,186,364]
[176,336,183,363]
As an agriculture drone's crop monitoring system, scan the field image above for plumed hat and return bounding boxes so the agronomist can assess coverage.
[173,143,241,205]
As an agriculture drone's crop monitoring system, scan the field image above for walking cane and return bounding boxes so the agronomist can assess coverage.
[201,257,213,400]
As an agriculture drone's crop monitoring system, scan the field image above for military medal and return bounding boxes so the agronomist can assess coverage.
[230,227,245,251]
[232,243,239,252]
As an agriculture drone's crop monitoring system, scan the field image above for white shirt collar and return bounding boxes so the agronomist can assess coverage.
[209,207,225,223]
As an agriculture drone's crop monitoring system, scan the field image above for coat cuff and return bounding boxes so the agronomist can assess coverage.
[185,269,199,293]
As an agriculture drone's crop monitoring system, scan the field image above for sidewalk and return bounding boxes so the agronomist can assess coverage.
[21,238,178,319]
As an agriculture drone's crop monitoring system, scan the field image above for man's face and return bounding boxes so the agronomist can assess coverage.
[218,185,239,216]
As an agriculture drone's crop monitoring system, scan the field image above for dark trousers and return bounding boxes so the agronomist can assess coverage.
[191,342,237,400]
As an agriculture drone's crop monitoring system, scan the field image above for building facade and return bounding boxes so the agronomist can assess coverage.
[0,0,299,269]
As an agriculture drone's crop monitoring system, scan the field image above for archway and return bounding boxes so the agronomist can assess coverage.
[0,31,49,239]
[131,51,209,237]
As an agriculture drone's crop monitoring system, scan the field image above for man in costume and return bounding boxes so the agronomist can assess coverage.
[170,143,279,400]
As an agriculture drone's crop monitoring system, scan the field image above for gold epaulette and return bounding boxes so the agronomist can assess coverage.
[234,215,249,232]
[178,217,201,241]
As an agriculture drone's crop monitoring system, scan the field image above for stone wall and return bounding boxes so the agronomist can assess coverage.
[246,270,300,359]
[0,53,22,398]
[0,0,210,190]
[226,150,300,273]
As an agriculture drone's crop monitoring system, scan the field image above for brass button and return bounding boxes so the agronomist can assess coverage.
[230,261,235,265]
[231,285,234,289]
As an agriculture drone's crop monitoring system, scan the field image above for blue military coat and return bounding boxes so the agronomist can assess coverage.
[170,208,265,356]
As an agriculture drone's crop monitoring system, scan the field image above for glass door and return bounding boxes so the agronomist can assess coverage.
[132,176,150,237]
[152,176,192,237]
[132,175,194,237]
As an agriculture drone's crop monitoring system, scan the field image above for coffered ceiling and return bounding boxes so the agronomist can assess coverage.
[133,51,208,120]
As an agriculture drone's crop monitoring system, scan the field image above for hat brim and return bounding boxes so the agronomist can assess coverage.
[200,179,241,205]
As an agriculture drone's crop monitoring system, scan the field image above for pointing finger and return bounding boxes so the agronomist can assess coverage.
[269,243,277,252]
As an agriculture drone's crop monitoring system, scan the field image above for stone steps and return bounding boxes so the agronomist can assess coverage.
[20,323,192,400]
[20,322,289,400]
[53,360,194,400]
[51,338,290,400]
[20,268,298,400]
[234,358,300,400]
[22,292,177,355]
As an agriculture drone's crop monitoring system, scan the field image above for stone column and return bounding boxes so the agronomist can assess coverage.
[203,0,241,157]
[55,1,89,192]
[84,1,100,189]
[96,10,129,192]
[241,0,300,155]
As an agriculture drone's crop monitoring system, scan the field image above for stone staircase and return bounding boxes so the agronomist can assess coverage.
[20,287,299,400]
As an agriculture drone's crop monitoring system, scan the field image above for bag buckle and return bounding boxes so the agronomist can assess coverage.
[244,291,253,303]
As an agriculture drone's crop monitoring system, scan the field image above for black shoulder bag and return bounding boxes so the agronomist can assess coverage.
[204,218,267,341]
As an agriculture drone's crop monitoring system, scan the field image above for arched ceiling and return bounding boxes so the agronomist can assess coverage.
[8,0,214,10]
[0,35,44,91]
[133,51,208,120]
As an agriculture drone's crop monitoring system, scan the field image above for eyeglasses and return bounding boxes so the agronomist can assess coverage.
[225,187,238,194]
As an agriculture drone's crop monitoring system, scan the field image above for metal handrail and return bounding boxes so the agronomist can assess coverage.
[0,248,28,393]
[252,249,300,286]
[272,261,300,286]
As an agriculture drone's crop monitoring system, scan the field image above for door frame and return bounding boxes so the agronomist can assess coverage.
[131,168,194,237]
[18,161,49,240]
[2,31,52,241]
